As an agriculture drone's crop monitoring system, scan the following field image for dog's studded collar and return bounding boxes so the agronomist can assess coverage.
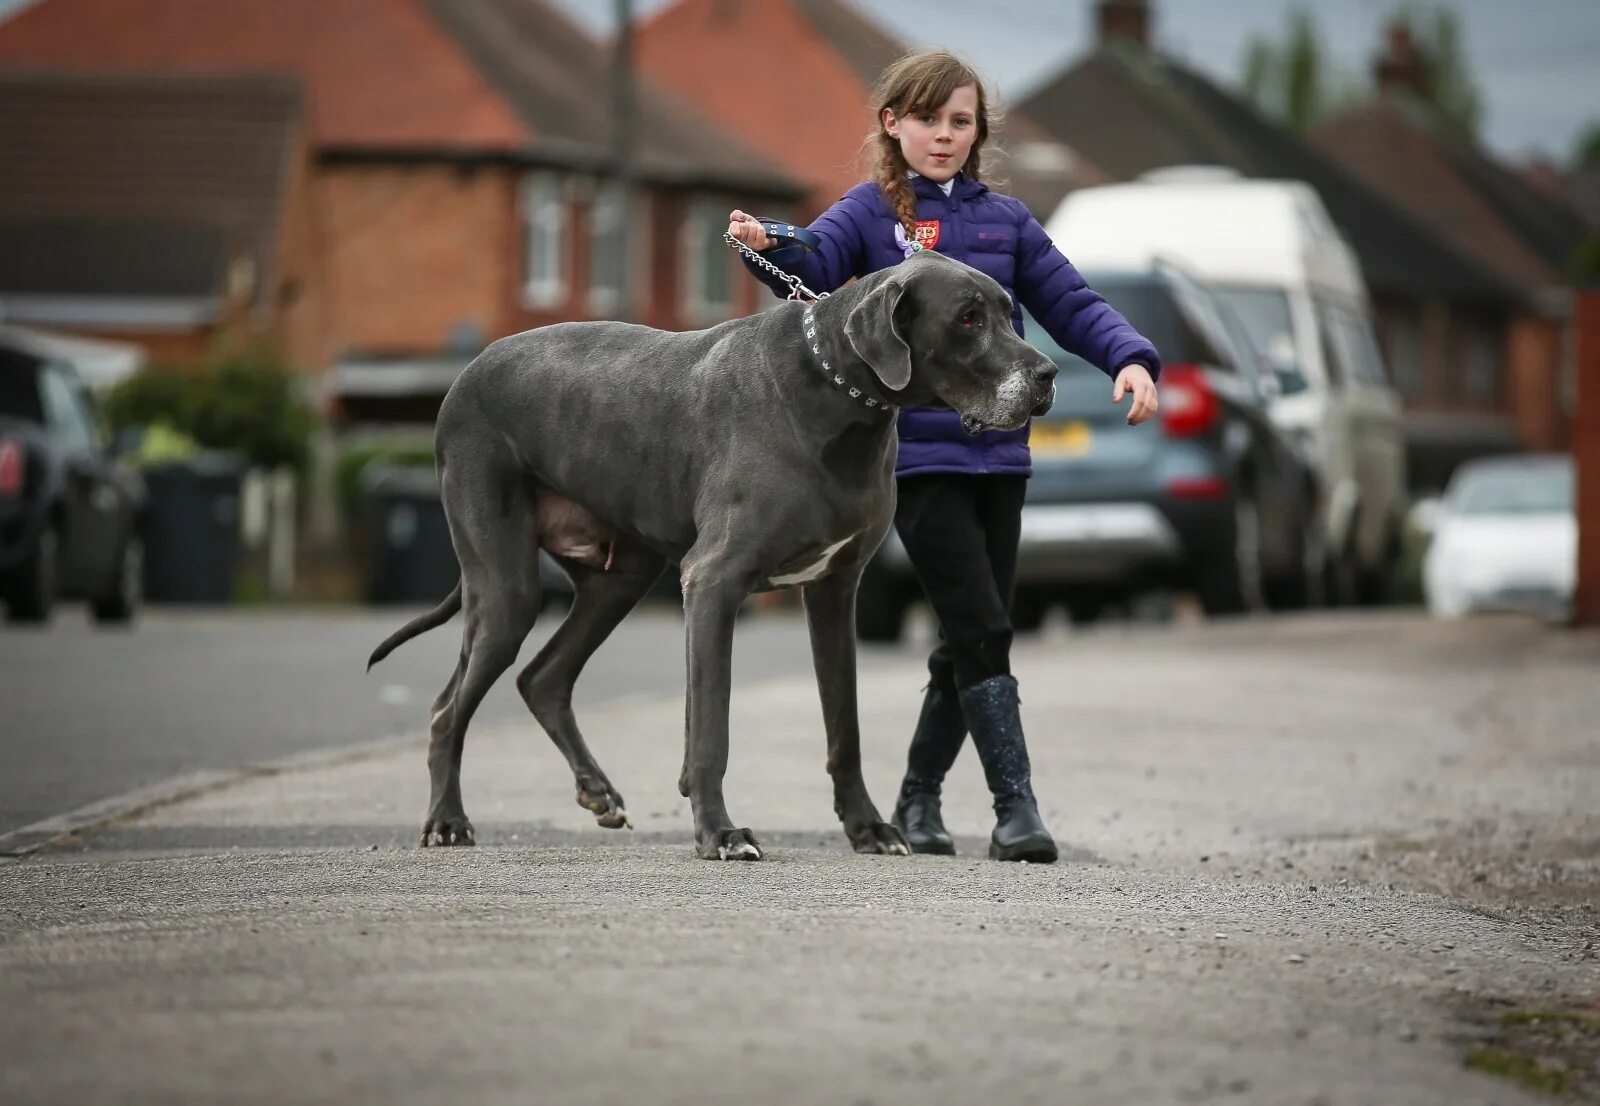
[802,307,897,414]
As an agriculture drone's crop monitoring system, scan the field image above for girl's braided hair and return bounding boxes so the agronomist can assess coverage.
[861,51,999,244]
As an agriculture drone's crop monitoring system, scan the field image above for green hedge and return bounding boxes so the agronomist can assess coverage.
[335,444,437,517]
[105,343,315,472]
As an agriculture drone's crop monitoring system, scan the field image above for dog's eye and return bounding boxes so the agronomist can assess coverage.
[960,310,983,329]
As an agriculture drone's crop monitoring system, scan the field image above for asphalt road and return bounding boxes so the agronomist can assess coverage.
[3,612,1595,1105]
[0,601,855,834]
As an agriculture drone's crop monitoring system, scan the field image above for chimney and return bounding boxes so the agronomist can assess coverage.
[1373,21,1432,100]
[1096,0,1150,48]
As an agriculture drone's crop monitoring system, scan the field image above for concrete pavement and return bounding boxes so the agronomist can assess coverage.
[2,612,1597,1104]
[0,603,819,834]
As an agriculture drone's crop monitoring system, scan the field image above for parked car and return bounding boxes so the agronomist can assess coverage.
[856,261,1322,640]
[1422,455,1575,622]
[1045,168,1408,604]
[0,332,144,624]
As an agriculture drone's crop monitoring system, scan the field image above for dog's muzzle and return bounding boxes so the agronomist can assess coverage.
[1030,380,1057,418]
[960,360,1058,435]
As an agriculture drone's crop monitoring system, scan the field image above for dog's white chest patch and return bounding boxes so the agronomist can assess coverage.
[767,536,854,588]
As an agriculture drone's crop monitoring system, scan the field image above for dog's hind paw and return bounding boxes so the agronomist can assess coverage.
[576,782,631,829]
[848,821,911,856]
[698,827,763,861]
[420,815,476,847]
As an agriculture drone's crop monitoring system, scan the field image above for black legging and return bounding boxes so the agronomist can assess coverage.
[893,473,1028,690]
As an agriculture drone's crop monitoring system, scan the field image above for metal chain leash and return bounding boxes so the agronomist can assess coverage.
[723,217,925,302]
[722,231,829,302]
[721,225,896,414]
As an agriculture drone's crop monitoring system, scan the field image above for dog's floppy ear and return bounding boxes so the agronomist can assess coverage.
[844,277,912,392]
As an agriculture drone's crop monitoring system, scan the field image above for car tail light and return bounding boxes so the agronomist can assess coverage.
[1165,476,1229,500]
[1159,363,1219,438]
[0,438,22,498]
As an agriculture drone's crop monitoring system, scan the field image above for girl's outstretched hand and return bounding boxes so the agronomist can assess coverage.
[727,210,775,252]
[1113,364,1160,426]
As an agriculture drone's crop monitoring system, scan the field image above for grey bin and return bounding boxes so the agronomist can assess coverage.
[140,452,246,604]
[361,464,458,605]
[359,465,586,605]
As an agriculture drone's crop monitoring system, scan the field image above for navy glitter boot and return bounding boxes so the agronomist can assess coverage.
[892,679,965,855]
[958,674,1058,864]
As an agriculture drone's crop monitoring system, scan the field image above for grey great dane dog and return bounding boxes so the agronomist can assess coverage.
[367,250,1057,861]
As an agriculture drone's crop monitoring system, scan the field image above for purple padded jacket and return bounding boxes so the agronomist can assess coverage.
[746,173,1162,477]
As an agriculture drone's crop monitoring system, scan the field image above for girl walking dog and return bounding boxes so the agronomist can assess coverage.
[730,51,1163,862]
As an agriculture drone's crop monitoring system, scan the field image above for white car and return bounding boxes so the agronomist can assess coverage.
[1046,169,1409,603]
[1423,455,1575,622]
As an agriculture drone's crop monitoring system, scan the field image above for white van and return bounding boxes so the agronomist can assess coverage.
[1045,167,1408,601]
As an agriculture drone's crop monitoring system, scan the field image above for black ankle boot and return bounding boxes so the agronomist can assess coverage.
[958,674,1058,864]
[990,796,1058,863]
[892,679,964,855]
[894,784,954,855]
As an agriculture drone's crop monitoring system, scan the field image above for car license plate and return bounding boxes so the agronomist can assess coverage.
[1032,420,1093,456]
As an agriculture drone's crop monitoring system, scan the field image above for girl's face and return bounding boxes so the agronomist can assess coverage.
[882,83,980,184]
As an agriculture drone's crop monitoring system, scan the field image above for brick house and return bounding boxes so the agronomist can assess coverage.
[0,0,804,422]
[0,72,320,372]
[1019,1,1537,491]
[633,0,1104,222]
[1310,22,1589,459]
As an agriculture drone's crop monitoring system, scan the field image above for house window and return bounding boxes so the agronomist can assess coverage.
[1384,310,1422,396]
[521,173,568,309]
[1462,323,1501,404]
[589,180,627,314]
[683,200,733,322]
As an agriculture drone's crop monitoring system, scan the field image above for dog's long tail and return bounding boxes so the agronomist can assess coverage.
[367,582,462,671]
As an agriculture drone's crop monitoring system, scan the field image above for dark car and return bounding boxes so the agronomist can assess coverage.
[856,261,1322,640]
[0,332,144,624]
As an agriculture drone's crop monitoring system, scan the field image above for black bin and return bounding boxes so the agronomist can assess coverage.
[362,464,458,604]
[140,452,246,604]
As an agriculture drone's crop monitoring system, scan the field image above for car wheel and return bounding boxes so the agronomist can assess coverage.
[1010,588,1049,633]
[1196,497,1266,618]
[1322,540,1360,607]
[1355,526,1401,607]
[91,534,142,625]
[1065,598,1103,627]
[855,568,907,643]
[1267,506,1327,610]
[6,523,59,624]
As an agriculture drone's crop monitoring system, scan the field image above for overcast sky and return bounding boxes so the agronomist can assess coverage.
[2,0,1595,161]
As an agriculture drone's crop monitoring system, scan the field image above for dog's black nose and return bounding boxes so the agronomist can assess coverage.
[1031,361,1058,387]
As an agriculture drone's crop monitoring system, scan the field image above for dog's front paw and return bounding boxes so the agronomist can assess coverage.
[576,780,631,829]
[697,826,763,861]
[847,821,911,856]
[420,813,476,847]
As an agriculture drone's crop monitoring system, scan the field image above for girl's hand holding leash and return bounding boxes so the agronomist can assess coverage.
[727,210,775,252]
[1113,364,1159,426]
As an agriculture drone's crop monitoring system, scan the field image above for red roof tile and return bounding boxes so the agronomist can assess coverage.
[634,0,1100,218]
[1313,100,1574,291]
[432,0,801,193]
[0,0,530,149]
[1019,46,1518,303]
[0,0,801,194]
[0,71,303,303]
[635,0,885,211]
